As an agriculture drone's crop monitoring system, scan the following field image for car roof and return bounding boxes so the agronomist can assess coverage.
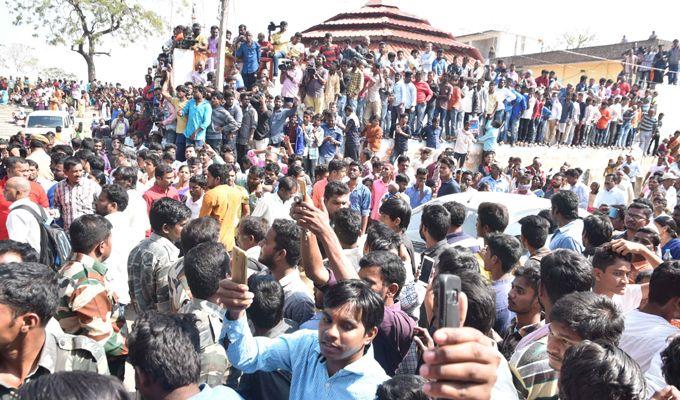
[411,191,553,214]
[27,111,69,117]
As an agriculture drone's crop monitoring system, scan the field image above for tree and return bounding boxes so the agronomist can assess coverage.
[40,67,79,82]
[562,31,597,49]
[7,0,164,82]
[0,44,39,76]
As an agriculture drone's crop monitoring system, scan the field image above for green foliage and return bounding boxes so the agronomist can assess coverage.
[7,0,164,48]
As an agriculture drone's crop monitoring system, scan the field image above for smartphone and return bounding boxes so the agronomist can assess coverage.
[437,274,462,329]
[296,178,308,202]
[231,246,248,285]
[418,256,435,284]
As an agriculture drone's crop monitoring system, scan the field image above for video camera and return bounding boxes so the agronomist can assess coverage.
[279,59,294,71]
[267,22,282,32]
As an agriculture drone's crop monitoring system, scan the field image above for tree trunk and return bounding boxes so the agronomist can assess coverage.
[85,54,96,82]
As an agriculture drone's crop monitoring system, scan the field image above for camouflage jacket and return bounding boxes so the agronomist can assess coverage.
[168,257,192,314]
[179,298,231,387]
[127,233,180,314]
[0,329,109,399]
[56,253,127,357]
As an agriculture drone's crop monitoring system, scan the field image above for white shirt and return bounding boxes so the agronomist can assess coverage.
[185,195,203,220]
[104,212,134,304]
[593,187,627,208]
[619,309,678,373]
[617,177,635,206]
[124,189,151,244]
[7,198,43,254]
[664,186,677,210]
[645,334,679,396]
[420,51,435,73]
[569,181,589,210]
[611,284,643,314]
[251,192,294,227]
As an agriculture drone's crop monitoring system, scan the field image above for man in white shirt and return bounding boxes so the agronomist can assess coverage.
[420,43,435,73]
[251,176,298,227]
[593,173,627,210]
[592,244,648,314]
[565,169,588,209]
[95,183,134,305]
[5,177,42,254]
[661,173,678,211]
[619,263,679,384]
[112,166,151,244]
[622,154,640,181]
[615,170,635,206]
[236,216,267,262]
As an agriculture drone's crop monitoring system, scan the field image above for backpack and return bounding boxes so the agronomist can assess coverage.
[12,205,71,269]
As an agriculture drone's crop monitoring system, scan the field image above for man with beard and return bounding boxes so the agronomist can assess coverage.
[499,264,543,359]
[257,219,314,325]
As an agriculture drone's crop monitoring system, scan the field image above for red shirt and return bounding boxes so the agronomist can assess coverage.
[0,178,49,240]
[143,184,181,213]
[596,108,611,130]
[414,81,433,104]
[619,81,631,96]
[319,44,340,66]
[535,76,550,88]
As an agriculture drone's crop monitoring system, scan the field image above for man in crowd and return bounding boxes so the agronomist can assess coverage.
[200,164,249,251]
[0,262,109,397]
[128,198,191,314]
[499,264,543,359]
[251,176,298,226]
[4,177,42,254]
[53,156,100,231]
[56,214,127,377]
[143,164,180,213]
[549,191,584,252]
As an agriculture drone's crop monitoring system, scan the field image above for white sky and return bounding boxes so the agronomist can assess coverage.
[0,0,678,86]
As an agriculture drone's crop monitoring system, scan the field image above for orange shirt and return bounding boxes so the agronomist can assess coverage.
[363,125,383,153]
[199,184,248,251]
[596,108,611,130]
[311,178,328,209]
[448,86,462,110]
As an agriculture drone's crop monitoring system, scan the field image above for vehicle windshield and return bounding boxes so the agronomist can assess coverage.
[26,116,64,128]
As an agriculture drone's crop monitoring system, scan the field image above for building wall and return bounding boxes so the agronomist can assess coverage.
[520,60,624,85]
[458,32,543,59]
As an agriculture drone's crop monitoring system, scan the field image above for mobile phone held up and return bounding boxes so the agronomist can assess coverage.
[437,274,461,329]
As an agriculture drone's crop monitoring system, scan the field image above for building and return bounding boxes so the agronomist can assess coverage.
[455,30,545,59]
[500,38,673,85]
[301,0,482,61]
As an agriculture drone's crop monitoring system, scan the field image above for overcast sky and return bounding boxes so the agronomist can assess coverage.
[1,0,677,85]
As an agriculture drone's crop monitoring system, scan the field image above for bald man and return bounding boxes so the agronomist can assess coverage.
[5,176,43,254]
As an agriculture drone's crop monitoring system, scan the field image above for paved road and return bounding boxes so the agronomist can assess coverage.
[0,105,93,140]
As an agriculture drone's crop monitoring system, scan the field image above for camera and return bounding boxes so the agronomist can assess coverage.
[279,59,293,71]
[267,22,281,32]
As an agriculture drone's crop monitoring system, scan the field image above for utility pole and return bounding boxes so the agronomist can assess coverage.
[215,0,230,91]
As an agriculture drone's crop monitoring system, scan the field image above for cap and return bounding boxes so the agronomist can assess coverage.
[661,173,677,181]
[31,134,49,144]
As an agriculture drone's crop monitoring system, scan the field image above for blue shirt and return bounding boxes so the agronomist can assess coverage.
[477,120,498,152]
[422,124,442,149]
[182,99,213,140]
[478,175,509,193]
[235,42,261,74]
[269,108,295,144]
[349,182,372,217]
[437,178,461,197]
[222,316,388,400]
[432,58,447,76]
[404,185,432,208]
[549,218,585,253]
[319,124,343,158]
[493,277,515,337]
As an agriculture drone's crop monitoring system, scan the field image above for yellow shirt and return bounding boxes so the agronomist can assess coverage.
[172,97,189,134]
[199,185,247,251]
[271,32,289,53]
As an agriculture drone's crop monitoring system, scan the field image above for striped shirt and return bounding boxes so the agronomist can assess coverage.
[638,114,657,133]
[56,253,127,357]
[510,334,558,400]
[53,178,101,230]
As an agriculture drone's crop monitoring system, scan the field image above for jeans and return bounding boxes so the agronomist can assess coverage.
[639,130,653,153]
[627,128,637,148]
[318,155,335,165]
[236,143,249,169]
[450,108,464,137]
[336,95,347,119]
[382,103,391,133]
[389,105,402,137]
[594,127,608,146]
[164,129,177,149]
[356,98,367,123]
[433,107,448,137]
[206,137,222,151]
[272,51,286,76]
[176,134,187,162]
[415,103,427,134]
[507,117,520,145]
[518,119,532,142]
[305,157,318,181]
[669,63,679,85]
[499,110,512,143]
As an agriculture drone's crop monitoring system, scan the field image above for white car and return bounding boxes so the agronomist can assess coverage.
[24,110,74,143]
[405,192,588,252]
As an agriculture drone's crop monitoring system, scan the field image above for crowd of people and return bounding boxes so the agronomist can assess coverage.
[0,19,679,400]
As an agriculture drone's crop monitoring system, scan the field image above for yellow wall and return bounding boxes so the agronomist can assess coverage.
[521,60,623,85]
